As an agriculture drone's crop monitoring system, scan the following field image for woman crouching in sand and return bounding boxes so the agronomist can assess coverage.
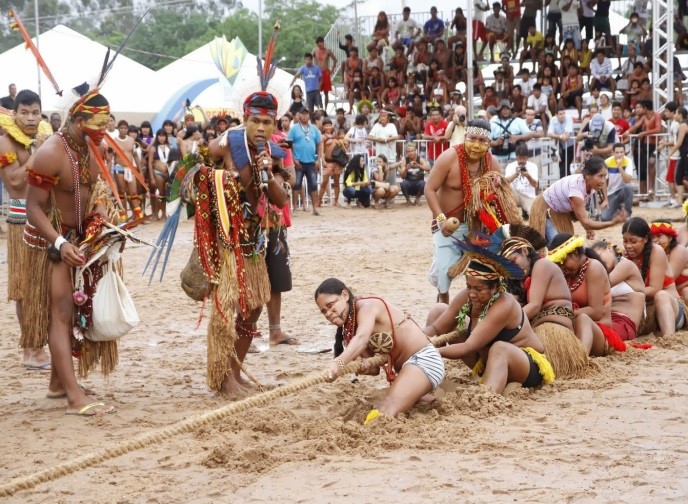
[590,241,646,341]
[424,243,555,393]
[316,278,445,424]
[548,234,626,355]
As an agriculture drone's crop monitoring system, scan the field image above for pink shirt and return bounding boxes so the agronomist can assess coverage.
[543,174,589,213]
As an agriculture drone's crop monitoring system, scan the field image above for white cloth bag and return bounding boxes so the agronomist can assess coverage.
[76,242,139,342]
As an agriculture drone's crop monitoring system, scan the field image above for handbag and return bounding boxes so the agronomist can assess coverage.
[180,246,209,301]
[331,145,349,167]
[76,243,140,342]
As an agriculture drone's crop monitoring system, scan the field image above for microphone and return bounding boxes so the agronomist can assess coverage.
[257,140,269,190]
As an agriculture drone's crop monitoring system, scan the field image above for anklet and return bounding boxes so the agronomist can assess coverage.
[269,324,281,331]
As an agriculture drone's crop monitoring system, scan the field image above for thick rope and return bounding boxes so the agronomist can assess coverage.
[0,331,458,497]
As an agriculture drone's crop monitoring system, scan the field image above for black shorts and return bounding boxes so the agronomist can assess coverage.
[564,89,583,108]
[266,227,292,293]
[579,16,594,40]
[521,350,544,388]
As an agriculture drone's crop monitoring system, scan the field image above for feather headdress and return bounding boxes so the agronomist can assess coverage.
[452,236,526,280]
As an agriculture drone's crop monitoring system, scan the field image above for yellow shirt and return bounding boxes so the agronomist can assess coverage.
[526,31,544,49]
[345,169,369,188]
[580,49,592,69]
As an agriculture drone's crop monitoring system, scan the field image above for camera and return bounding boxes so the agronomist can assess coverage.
[458,114,466,122]
[284,139,294,148]
[502,132,511,149]
[520,165,527,172]
[583,138,595,150]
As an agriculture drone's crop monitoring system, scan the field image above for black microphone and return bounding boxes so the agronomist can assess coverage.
[257,141,269,190]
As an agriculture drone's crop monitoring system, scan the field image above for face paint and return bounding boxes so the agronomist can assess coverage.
[80,111,110,144]
[464,133,490,160]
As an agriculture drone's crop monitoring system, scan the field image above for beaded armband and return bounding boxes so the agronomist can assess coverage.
[26,168,60,191]
[0,152,17,169]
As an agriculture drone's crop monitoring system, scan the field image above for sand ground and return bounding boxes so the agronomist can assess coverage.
[1,204,688,503]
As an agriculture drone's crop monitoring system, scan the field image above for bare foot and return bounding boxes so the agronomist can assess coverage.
[47,383,95,399]
[269,329,300,346]
[220,374,249,398]
[237,376,258,389]
[313,209,321,216]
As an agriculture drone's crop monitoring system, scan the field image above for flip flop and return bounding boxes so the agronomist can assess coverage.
[270,337,300,346]
[46,384,94,399]
[65,402,115,416]
[24,360,51,371]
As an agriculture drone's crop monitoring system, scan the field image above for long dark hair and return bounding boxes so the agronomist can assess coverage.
[581,156,607,176]
[314,278,354,357]
[505,247,540,304]
[343,154,366,183]
[151,128,169,148]
[622,217,653,280]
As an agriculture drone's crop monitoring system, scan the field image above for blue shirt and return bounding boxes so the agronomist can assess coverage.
[298,64,322,93]
[490,115,531,159]
[288,122,321,163]
[424,18,445,36]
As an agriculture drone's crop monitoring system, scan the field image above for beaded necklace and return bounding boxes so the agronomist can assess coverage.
[457,143,486,212]
[58,131,90,234]
[342,297,358,346]
[456,292,501,332]
[565,257,589,293]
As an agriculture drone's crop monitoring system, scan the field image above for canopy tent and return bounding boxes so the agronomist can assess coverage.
[151,36,300,130]
[0,24,157,124]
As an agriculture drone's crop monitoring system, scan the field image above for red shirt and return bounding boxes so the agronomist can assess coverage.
[610,118,630,137]
[424,119,449,160]
[502,0,521,19]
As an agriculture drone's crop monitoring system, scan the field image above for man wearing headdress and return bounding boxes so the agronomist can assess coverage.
[204,90,289,397]
[424,119,503,303]
[23,89,117,415]
[0,89,52,369]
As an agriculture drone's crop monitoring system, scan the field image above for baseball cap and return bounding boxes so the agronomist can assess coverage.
[476,110,488,118]
[589,113,605,132]
[486,105,498,116]
[499,99,512,110]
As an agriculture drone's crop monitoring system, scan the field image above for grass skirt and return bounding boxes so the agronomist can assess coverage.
[207,249,239,392]
[19,237,52,350]
[7,222,25,301]
[534,322,589,379]
[639,299,688,336]
[529,195,575,243]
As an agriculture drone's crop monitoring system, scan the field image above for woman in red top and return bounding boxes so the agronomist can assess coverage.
[548,234,626,356]
[650,220,688,306]
[622,217,687,336]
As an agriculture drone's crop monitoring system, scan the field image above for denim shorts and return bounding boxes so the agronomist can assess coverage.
[294,162,319,191]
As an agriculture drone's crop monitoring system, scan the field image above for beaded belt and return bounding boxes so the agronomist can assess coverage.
[532,305,575,326]
[7,199,27,225]
[22,222,50,250]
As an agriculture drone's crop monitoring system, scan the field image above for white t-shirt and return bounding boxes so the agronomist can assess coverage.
[517,77,537,97]
[543,173,589,212]
[485,13,506,34]
[669,120,681,160]
[505,160,539,198]
[581,0,595,17]
[527,94,548,114]
[369,122,399,160]
[347,126,369,155]
[474,0,490,23]
[557,0,580,27]
[396,18,420,39]
[605,155,635,195]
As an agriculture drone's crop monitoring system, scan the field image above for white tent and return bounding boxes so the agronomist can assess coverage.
[151,37,300,129]
[0,24,157,123]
